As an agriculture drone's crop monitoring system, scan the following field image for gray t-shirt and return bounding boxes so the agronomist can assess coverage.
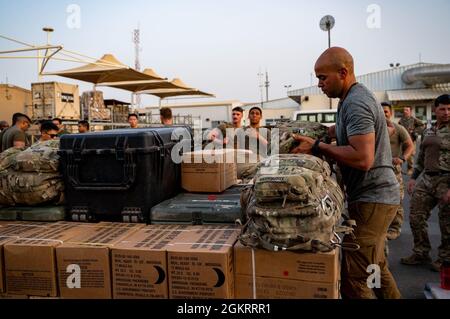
[335,83,400,205]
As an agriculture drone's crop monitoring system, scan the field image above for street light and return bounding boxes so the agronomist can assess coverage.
[284,85,292,95]
[42,27,54,45]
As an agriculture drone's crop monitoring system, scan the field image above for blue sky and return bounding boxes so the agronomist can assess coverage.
[1,0,449,105]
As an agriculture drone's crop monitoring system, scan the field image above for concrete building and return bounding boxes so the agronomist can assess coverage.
[0,84,32,125]
[288,62,450,122]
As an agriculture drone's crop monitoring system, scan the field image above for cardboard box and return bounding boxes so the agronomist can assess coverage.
[235,275,339,299]
[56,223,143,299]
[182,150,237,193]
[4,222,86,297]
[167,225,240,299]
[0,293,28,299]
[234,243,340,284]
[0,222,51,293]
[111,225,189,299]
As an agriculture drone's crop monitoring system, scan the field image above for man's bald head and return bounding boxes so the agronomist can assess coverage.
[314,47,357,99]
[315,47,355,74]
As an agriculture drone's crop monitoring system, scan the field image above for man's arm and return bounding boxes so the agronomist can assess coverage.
[394,125,415,166]
[292,133,375,172]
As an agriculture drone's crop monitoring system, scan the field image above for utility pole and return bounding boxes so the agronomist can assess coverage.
[133,26,141,107]
[257,70,264,107]
[265,70,270,102]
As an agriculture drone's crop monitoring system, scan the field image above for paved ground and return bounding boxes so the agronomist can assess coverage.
[387,173,441,299]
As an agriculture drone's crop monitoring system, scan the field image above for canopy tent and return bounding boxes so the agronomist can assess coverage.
[42,54,164,84]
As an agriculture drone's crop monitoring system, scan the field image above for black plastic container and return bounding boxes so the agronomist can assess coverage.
[59,127,191,223]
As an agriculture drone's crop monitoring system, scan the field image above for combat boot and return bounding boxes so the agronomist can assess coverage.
[400,253,432,265]
[430,259,442,272]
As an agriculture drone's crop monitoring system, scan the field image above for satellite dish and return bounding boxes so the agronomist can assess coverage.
[320,15,335,31]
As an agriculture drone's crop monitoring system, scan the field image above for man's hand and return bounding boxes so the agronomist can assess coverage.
[407,179,416,195]
[441,189,450,205]
[291,134,315,155]
[392,157,404,166]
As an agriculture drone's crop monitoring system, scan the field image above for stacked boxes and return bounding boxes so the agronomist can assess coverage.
[56,222,143,299]
[4,222,87,297]
[111,225,188,299]
[0,222,50,293]
[111,225,241,299]
[81,90,111,122]
[167,226,240,299]
[234,243,340,299]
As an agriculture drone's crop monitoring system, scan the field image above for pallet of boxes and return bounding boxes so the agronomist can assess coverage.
[81,90,111,122]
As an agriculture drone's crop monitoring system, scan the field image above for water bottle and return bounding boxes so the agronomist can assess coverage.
[441,260,450,290]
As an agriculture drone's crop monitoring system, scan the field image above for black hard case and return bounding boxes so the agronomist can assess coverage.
[58,127,191,222]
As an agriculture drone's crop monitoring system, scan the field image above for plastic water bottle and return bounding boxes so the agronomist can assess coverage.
[441,260,450,290]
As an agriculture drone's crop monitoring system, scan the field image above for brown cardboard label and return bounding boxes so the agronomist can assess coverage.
[112,250,167,299]
[235,275,339,299]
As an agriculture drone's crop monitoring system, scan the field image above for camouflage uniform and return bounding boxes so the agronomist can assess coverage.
[389,164,405,233]
[398,116,425,173]
[403,123,450,265]
[387,122,411,237]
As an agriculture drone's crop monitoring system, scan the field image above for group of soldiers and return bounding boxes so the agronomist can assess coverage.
[383,99,450,273]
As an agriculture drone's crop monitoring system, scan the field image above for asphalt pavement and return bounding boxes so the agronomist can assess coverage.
[387,173,441,299]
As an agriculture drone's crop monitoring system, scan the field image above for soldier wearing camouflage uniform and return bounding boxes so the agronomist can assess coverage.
[398,106,425,175]
[383,103,414,240]
[401,94,450,272]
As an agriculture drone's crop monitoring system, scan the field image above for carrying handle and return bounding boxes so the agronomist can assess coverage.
[66,136,137,191]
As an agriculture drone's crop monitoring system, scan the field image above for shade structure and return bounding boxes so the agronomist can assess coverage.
[43,54,164,84]
[97,76,191,93]
[141,88,215,99]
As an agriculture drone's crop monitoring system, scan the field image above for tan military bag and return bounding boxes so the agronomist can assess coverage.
[240,154,354,252]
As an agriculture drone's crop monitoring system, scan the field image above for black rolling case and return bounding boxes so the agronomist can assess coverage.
[59,127,191,223]
[150,185,244,225]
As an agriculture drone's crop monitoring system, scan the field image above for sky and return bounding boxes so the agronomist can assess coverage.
[1,0,449,106]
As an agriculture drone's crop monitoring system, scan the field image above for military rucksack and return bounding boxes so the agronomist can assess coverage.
[239,154,354,252]
[269,120,330,154]
[0,140,64,207]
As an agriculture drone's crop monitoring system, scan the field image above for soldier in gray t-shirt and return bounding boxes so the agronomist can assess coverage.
[292,47,401,299]
[335,83,399,205]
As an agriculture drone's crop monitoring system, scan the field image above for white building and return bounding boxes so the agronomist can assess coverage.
[137,100,244,129]
[243,97,300,125]
[288,63,450,122]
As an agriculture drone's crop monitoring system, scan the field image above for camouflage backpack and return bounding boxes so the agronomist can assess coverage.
[0,147,25,173]
[270,120,330,154]
[14,140,60,173]
[235,121,331,181]
[239,154,354,252]
[0,140,64,207]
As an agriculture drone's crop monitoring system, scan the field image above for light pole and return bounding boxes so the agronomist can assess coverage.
[39,27,54,81]
[320,16,335,109]
[284,85,292,96]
